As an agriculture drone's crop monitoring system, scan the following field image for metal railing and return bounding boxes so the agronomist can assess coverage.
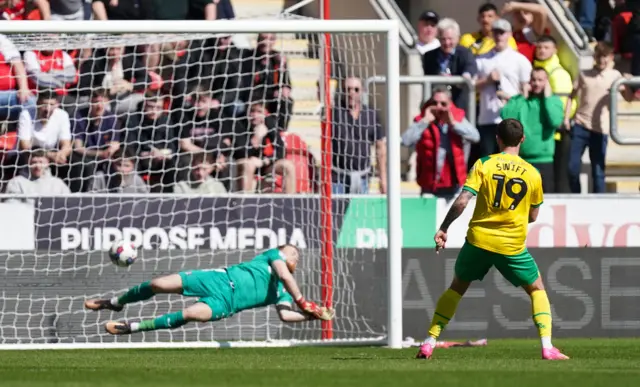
[364,75,476,128]
[541,0,590,51]
[610,77,640,145]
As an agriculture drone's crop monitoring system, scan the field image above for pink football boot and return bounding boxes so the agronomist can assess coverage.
[542,347,570,360]
[416,342,434,359]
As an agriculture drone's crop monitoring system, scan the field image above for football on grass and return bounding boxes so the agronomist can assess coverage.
[109,240,138,267]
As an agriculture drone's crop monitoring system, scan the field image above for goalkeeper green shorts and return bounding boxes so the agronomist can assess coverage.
[179,269,235,321]
[454,241,539,287]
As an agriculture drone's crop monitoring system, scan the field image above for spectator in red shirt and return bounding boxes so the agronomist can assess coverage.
[402,88,479,200]
[23,49,77,95]
[611,0,632,74]
[0,0,49,19]
[502,0,549,62]
[0,34,35,121]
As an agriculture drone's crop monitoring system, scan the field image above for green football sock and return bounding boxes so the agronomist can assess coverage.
[135,311,187,332]
[116,281,154,306]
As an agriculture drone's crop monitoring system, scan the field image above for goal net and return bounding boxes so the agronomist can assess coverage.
[0,18,401,349]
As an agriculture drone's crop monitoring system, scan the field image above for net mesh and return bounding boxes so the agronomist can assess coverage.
[0,16,389,346]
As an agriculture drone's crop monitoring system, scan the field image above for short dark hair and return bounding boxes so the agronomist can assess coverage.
[112,146,135,161]
[37,89,59,103]
[536,35,556,45]
[191,151,213,165]
[594,41,614,57]
[532,66,548,76]
[478,3,498,14]
[497,119,524,147]
[91,89,108,100]
[30,149,47,159]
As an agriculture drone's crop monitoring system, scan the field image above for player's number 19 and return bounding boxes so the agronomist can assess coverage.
[491,174,528,210]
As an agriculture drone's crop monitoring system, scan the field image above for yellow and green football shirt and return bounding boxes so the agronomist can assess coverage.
[463,153,543,255]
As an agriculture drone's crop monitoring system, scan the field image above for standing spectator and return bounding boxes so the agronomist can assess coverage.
[23,48,77,95]
[500,68,564,191]
[18,90,72,173]
[566,42,633,194]
[460,3,518,56]
[69,90,120,192]
[178,86,235,190]
[330,76,386,194]
[49,0,84,20]
[215,0,235,19]
[502,0,549,62]
[123,94,178,191]
[249,33,294,131]
[577,0,598,40]
[174,152,227,194]
[235,101,296,194]
[612,0,633,75]
[76,46,150,114]
[627,0,640,84]
[422,18,477,114]
[0,0,50,20]
[415,10,441,55]
[401,88,479,200]
[534,35,574,193]
[91,0,143,20]
[90,146,148,193]
[473,19,531,161]
[0,34,35,121]
[4,149,69,200]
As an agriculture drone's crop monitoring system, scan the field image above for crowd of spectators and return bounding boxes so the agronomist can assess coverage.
[0,0,314,196]
[406,1,636,198]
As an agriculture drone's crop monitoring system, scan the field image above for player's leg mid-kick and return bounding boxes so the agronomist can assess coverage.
[416,118,569,360]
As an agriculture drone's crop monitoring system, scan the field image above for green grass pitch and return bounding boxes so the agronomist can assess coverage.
[2,339,639,387]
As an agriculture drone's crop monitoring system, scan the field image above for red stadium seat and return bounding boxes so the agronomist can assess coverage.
[281,132,313,193]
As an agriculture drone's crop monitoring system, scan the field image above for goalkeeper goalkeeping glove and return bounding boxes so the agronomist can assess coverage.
[296,296,335,321]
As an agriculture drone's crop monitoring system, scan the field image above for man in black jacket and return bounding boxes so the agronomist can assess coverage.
[234,101,296,193]
[422,18,477,114]
[123,93,179,192]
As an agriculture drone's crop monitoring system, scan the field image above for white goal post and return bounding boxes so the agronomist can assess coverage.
[0,19,402,350]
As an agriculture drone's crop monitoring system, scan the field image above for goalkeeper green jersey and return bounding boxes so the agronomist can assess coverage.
[226,248,294,313]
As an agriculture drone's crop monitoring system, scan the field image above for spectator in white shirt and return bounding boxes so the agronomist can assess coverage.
[18,90,72,168]
[174,152,227,194]
[415,10,441,55]
[4,149,70,202]
[473,18,532,162]
[0,34,35,120]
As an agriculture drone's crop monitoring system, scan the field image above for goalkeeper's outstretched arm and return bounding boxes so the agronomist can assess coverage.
[276,304,314,322]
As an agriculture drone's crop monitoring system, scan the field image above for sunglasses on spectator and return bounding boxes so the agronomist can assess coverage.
[492,29,507,35]
[433,101,448,107]
[347,87,361,92]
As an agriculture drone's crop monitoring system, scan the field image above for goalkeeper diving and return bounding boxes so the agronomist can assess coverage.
[85,245,334,335]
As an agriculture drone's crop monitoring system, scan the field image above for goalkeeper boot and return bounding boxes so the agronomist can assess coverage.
[84,298,123,312]
[416,342,434,359]
[542,347,569,360]
[105,321,132,335]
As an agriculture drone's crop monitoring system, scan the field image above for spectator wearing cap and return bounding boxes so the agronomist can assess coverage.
[534,35,574,193]
[330,76,386,194]
[473,19,531,162]
[460,3,518,56]
[502,0,549,62]
[415,10,441,55]
[422,18,477,114]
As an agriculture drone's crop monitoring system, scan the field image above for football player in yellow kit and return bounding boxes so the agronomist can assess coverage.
[416,118,569,361]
